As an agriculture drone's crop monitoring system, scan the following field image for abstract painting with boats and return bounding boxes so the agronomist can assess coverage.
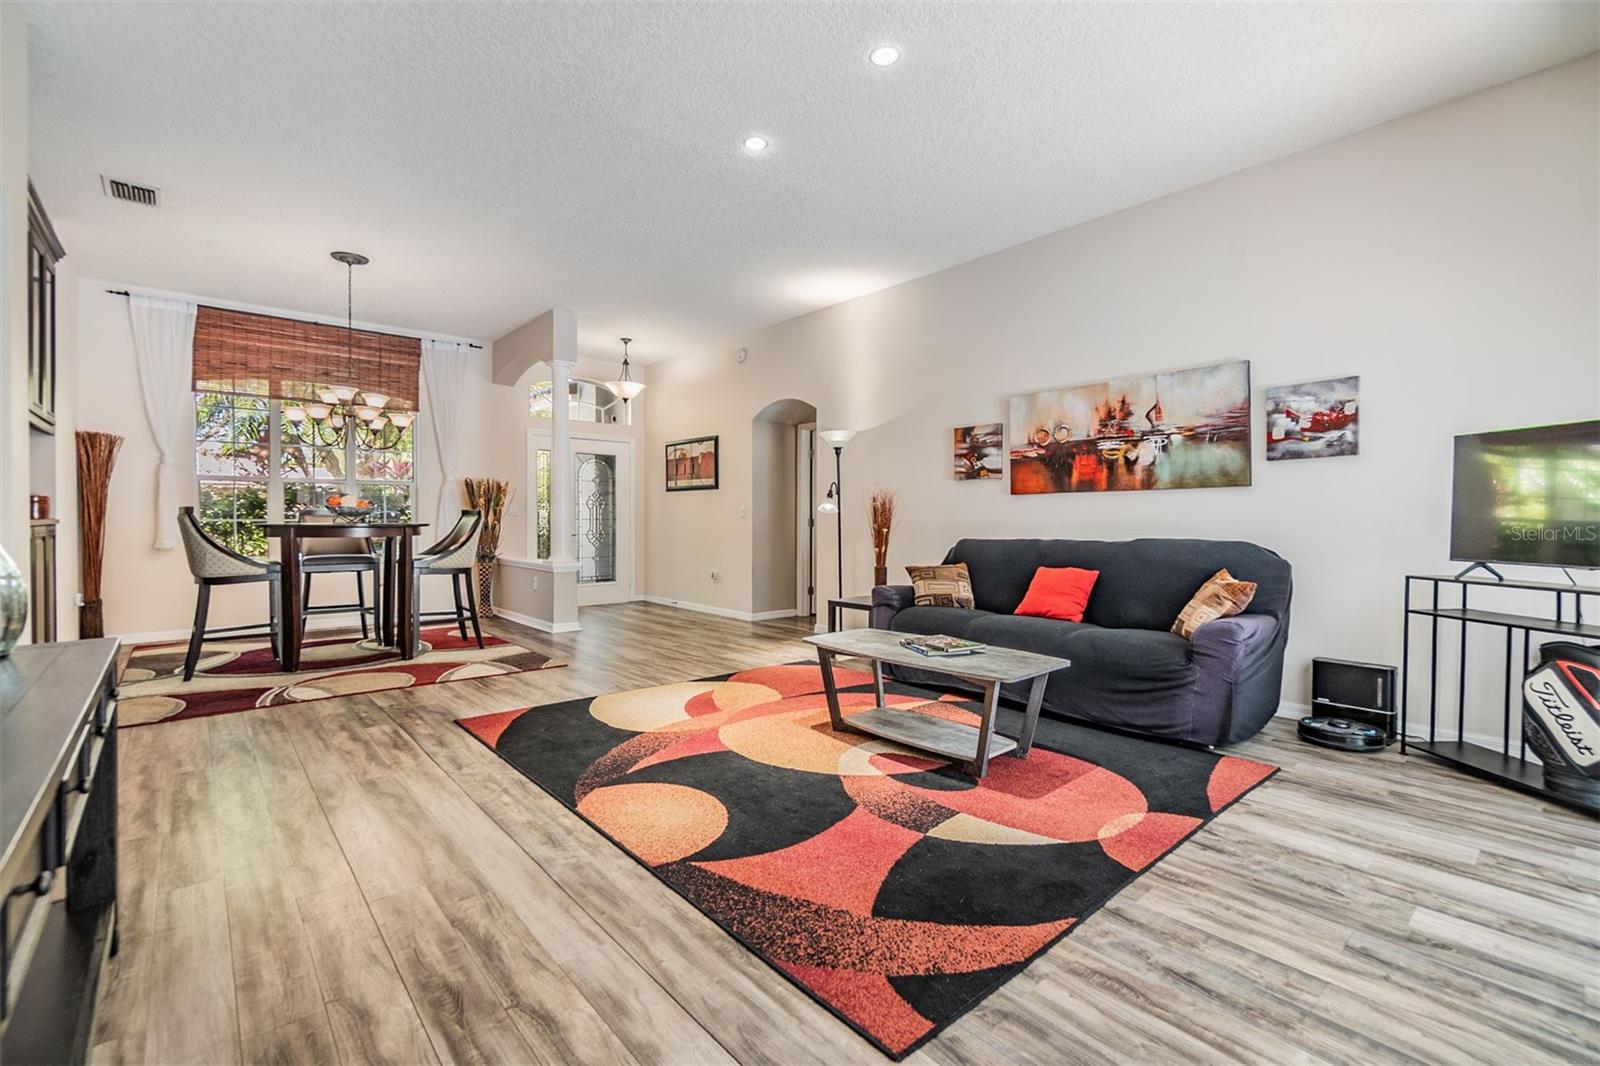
[1265,376,1359,461]
[1008,359,1251,494]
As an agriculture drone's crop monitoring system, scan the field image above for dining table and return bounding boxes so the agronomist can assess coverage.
[262,520,429,671]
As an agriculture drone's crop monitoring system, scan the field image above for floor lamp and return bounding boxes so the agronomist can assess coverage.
[815,429,856,600]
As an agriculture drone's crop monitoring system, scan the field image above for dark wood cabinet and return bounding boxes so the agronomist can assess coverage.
[0,640,120,1065]
[27,182,65,435]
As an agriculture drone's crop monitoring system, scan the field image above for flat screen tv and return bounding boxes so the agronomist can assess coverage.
[1451,420,1600,571]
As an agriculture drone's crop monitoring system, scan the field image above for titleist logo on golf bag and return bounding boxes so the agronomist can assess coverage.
[1522,649,1600,773]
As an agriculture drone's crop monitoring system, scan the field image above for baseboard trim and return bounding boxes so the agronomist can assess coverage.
[494,606,582,634]
[1275,699,1531,757]
[639,595,801,624]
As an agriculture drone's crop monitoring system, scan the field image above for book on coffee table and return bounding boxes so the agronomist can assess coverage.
[899,635,984,657]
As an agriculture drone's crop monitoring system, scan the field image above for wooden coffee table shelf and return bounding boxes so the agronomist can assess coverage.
[804,628,1070,777]
[842,707,1019,762]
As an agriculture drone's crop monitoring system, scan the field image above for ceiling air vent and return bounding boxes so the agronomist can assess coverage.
[100,175,160,207]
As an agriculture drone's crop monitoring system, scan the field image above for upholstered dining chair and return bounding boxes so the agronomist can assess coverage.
[411,509,484,651]
[296,511,381,639]
[177,506,280,681]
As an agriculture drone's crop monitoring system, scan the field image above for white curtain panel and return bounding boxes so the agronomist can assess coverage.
[128,295,197,550]
[421,339,472,540]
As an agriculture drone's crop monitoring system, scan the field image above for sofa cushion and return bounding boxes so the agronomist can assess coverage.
[943,538,1291,631]
[887,605,999,640]
[905,563,975,609]
[1015,566,1099,622]
[1171,568,1257,640]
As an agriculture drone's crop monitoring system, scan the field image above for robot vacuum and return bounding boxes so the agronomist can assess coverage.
[1297,716,1388,752]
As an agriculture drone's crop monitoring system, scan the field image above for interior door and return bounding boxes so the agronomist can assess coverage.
[528,433,634,606]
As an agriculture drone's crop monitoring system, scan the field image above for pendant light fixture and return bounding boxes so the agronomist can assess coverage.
[604,337,646,402]
[283,251,411,445]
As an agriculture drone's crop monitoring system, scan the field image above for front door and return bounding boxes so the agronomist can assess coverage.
[528,433,634,605]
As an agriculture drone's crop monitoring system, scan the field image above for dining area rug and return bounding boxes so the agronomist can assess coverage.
[456,662,1277,1060]
[118,626,564,727]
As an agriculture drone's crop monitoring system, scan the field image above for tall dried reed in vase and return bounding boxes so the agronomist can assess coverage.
[76,431,124,638]
[463,477,512,616]
[868,489,896,588]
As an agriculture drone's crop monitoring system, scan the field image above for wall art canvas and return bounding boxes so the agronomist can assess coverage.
[665,435,719,491]
[1008,360,1251,495]
[1265,376,1359,461]
[953,423,1003,480]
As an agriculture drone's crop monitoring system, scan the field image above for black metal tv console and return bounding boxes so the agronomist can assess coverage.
[1401,574,1598,816]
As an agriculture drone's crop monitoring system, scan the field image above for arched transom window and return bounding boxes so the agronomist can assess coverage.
[529,378,629,425]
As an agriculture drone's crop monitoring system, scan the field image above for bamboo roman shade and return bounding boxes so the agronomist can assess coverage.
[191,305,421,408]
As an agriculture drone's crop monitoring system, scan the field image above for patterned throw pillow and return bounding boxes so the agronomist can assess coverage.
[1172,568,1257,640]
[906,563,976,609]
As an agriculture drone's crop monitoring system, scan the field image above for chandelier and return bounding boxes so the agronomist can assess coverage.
[603,337,646,402]
[282,251,414,449]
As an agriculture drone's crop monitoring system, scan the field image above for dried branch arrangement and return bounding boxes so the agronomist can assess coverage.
[869,489,897,570]
[76,431,124,638]
[463,477,514,616]
[463,477,513,557]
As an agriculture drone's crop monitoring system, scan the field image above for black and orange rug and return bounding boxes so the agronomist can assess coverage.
[119,626,564,727]
[458,662,1276,1059]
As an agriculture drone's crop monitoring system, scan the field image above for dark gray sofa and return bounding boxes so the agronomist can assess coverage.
[871,538,1292,746]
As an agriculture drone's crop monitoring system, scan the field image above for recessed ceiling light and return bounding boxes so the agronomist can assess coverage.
[744,135,769,152]
[869,45,901,67]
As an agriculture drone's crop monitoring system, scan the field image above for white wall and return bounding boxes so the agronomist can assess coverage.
[644,57,1599,721]
[74,279,501,637]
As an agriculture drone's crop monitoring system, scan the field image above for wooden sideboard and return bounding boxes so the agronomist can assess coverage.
[0,639,119,1064]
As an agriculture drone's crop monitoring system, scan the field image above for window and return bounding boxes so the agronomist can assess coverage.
[195,388,415,556]
[529,378,629,425]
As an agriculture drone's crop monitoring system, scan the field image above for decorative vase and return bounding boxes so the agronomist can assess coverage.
[476,554,497,618]
[873,565,889,588]
[0,545,28,657]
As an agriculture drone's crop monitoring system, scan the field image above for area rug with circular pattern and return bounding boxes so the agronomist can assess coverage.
[119,626,564,727]
[456,661,1278,1060]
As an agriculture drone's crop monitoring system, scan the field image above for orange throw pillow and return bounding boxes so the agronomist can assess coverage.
[1015,566,1100,623]
[1172,569,1257,640]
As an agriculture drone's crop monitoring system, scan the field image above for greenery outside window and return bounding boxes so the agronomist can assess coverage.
[196,387,416,556]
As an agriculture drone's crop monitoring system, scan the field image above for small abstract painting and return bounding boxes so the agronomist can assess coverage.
[953,423,1003,480]
[665,435,719,491]
[1265,376,1359,461]
[1008,360,1252,494]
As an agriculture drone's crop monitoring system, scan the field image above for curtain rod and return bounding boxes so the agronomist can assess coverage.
[102,289,484,348]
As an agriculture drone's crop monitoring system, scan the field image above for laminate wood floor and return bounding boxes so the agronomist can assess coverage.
[91,602,1600,1065]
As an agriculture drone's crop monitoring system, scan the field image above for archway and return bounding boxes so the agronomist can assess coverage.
[751,398,819,619]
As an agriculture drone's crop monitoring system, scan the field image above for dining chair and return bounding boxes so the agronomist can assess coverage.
[297,511,381,639]
[177,506,280,681]
[411,509,484,650]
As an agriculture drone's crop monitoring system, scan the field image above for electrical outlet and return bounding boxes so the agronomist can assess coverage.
[531,574,539,590]
[75,592,85,607]
[710,569,720,582]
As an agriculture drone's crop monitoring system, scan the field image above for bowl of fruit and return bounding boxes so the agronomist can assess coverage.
[326,495,375,523]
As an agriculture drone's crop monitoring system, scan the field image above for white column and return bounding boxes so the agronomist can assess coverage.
[548,353,576,563]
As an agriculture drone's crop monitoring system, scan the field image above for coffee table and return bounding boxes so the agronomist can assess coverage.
[804,629,1071,777]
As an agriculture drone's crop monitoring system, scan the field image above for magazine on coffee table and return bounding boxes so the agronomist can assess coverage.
[899,635,985,657]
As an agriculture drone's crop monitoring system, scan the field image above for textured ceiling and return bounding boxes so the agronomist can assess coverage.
[25,2,1597,362]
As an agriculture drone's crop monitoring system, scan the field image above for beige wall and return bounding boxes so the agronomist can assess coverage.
[643,57,1600,721]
